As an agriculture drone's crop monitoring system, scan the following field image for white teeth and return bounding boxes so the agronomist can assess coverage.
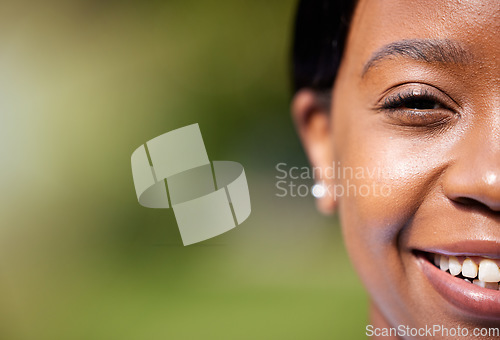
[433,254,440,267]
[431,253,500,288]
[478,259,500,283]
[473,280,499,290]
[439,255,449,271]
[462,258,478,278]
[448,256,462,276]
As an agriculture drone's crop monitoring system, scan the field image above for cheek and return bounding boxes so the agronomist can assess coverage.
[331,108,453,282]
[338,136,434,236]
[334,119,423,235]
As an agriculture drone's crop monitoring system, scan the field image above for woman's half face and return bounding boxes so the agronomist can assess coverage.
[297,0,499,332]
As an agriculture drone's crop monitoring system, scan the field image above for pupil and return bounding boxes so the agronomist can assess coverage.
[404,99,436,110]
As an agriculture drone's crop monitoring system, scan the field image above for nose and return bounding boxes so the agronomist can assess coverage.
[442,124,500,213]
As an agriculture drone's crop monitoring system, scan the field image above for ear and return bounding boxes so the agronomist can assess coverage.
[292,89,336,214]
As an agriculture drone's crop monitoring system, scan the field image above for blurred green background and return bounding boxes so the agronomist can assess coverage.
[0,1,367,339]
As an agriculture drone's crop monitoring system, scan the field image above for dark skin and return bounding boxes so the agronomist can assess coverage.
[293,0,499,338]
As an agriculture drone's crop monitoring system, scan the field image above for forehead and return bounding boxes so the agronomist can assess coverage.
[345,0,499,72]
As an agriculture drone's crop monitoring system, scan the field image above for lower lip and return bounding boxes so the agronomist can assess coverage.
[417,254,500,319]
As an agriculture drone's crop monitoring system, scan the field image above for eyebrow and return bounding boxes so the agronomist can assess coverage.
[362,39,473,77]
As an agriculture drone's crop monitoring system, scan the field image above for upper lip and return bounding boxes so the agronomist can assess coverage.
[412,239,500,259]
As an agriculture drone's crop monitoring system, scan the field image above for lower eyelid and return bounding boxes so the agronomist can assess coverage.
[383,108,456,127]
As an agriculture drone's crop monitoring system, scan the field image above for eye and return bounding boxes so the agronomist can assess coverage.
[401,98,439,110]
[376,86,458,129]
[382,91,443,111]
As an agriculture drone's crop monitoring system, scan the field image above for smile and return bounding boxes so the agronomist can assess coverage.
[416,250,500,319]
[430,253,500,290]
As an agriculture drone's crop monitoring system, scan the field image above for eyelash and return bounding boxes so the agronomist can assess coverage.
[380,89,444,111]
[376,88,455,128]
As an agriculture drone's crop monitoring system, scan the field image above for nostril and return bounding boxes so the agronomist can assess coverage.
[454,197,483,207]
[451,196,500,214]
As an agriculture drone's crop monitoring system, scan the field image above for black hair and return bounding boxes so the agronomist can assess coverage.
[292,0,356,93]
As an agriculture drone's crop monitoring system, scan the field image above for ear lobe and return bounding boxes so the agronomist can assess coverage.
[292,89,337,215]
